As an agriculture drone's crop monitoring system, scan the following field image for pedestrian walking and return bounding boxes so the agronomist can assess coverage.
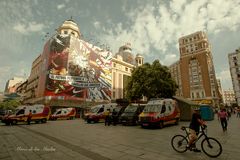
[237,108,240,118]
[218,108,228,131]
[104,108,111,126]
[111,108,118,126]
[27,110,32,125]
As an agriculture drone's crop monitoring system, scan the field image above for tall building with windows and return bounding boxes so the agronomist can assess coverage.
[111,43,144,100]
[20,19,144,107]
[228,48,240,106]
[25,54,42,103]
[4,77,25,94]
[178,31,220,107]
[222,89,236,106]
[169,61,182,97]
[23,19,112,106]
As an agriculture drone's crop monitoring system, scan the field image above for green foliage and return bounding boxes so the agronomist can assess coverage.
[0,99,21,111]
[125,60,178,101]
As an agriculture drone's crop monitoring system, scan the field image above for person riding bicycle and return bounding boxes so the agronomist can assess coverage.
[187,108,206,152]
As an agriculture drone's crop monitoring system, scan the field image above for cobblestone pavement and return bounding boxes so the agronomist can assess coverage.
[0,115,240,160]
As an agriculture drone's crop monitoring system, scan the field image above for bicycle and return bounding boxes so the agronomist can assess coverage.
[171,125,222,158]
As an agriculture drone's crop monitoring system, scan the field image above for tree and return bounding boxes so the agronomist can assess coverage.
[125,60,178,101]
[0,99,21,111]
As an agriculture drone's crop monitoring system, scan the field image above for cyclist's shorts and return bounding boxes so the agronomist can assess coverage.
[189,129,197,140]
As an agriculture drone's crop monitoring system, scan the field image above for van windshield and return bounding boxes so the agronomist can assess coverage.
[143,105,162,112]
[124,105,138,112]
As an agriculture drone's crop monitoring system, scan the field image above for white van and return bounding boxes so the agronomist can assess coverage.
[50,108,76,120]
[84,103,117,123]
[2,104,51,125]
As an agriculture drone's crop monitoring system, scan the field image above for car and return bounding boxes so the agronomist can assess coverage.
[120,104,145,125]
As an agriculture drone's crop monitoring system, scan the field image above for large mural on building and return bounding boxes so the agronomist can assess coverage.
[43,34,112,101]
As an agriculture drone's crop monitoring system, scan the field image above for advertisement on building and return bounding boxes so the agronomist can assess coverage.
[42,34,112,102]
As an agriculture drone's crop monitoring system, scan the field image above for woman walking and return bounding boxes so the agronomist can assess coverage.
[218,108,228,131]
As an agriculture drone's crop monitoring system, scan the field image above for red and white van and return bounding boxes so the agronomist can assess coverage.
[139,98,180,128]
[50,108,76,120]
[84,103,117,123]
[1,104,51,125]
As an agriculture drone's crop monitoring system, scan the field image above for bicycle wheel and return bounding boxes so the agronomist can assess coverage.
[171,135,188,153]
[201,137,222,158]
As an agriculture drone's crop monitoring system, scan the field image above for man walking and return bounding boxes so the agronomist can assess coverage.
[27,110,32,125]
[104,109,111,126]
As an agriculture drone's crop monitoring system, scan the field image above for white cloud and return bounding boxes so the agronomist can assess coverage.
[13,22,45,35]
[162,54,178,66]
[57,4,65,10]
[0,66,11,90]
[93,21,100,29]
[217,69,232,89]
[96,0,240,66]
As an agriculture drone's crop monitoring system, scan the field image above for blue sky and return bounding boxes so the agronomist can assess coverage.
[0,0,240,91]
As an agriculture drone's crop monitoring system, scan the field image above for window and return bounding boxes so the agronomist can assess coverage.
[168,106,172,112]
[112,91,115,99]
[16,109,25,115]
[125,67,128,72]
[64,31,68,34]
[196,92,200,98]
[161,105,166,114]
[98,107,104,113]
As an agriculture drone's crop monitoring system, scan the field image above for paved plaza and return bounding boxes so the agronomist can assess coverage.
[0,115,240,160]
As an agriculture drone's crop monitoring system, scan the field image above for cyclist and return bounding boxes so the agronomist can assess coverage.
[187,108,206,152]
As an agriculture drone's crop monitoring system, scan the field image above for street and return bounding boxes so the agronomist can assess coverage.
[0,115,239,160]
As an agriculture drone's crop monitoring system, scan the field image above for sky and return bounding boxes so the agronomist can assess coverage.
[0,0,240,92]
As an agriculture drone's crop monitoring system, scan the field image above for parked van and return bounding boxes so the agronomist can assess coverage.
[139,99,180,128]
[1,104,51,125]
[50,108,76,120]
[85,103,117,123]
[110,105,127,125]
[120,104,145,125]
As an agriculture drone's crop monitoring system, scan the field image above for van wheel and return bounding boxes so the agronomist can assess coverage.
[87,119,91,123]
[5,122,10,126]
[41,119,47,123]
[12,120,17,125]
[175,118,179,125]
[135,120,139,125]
[35,120,40,124]
[159,121,164,129]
